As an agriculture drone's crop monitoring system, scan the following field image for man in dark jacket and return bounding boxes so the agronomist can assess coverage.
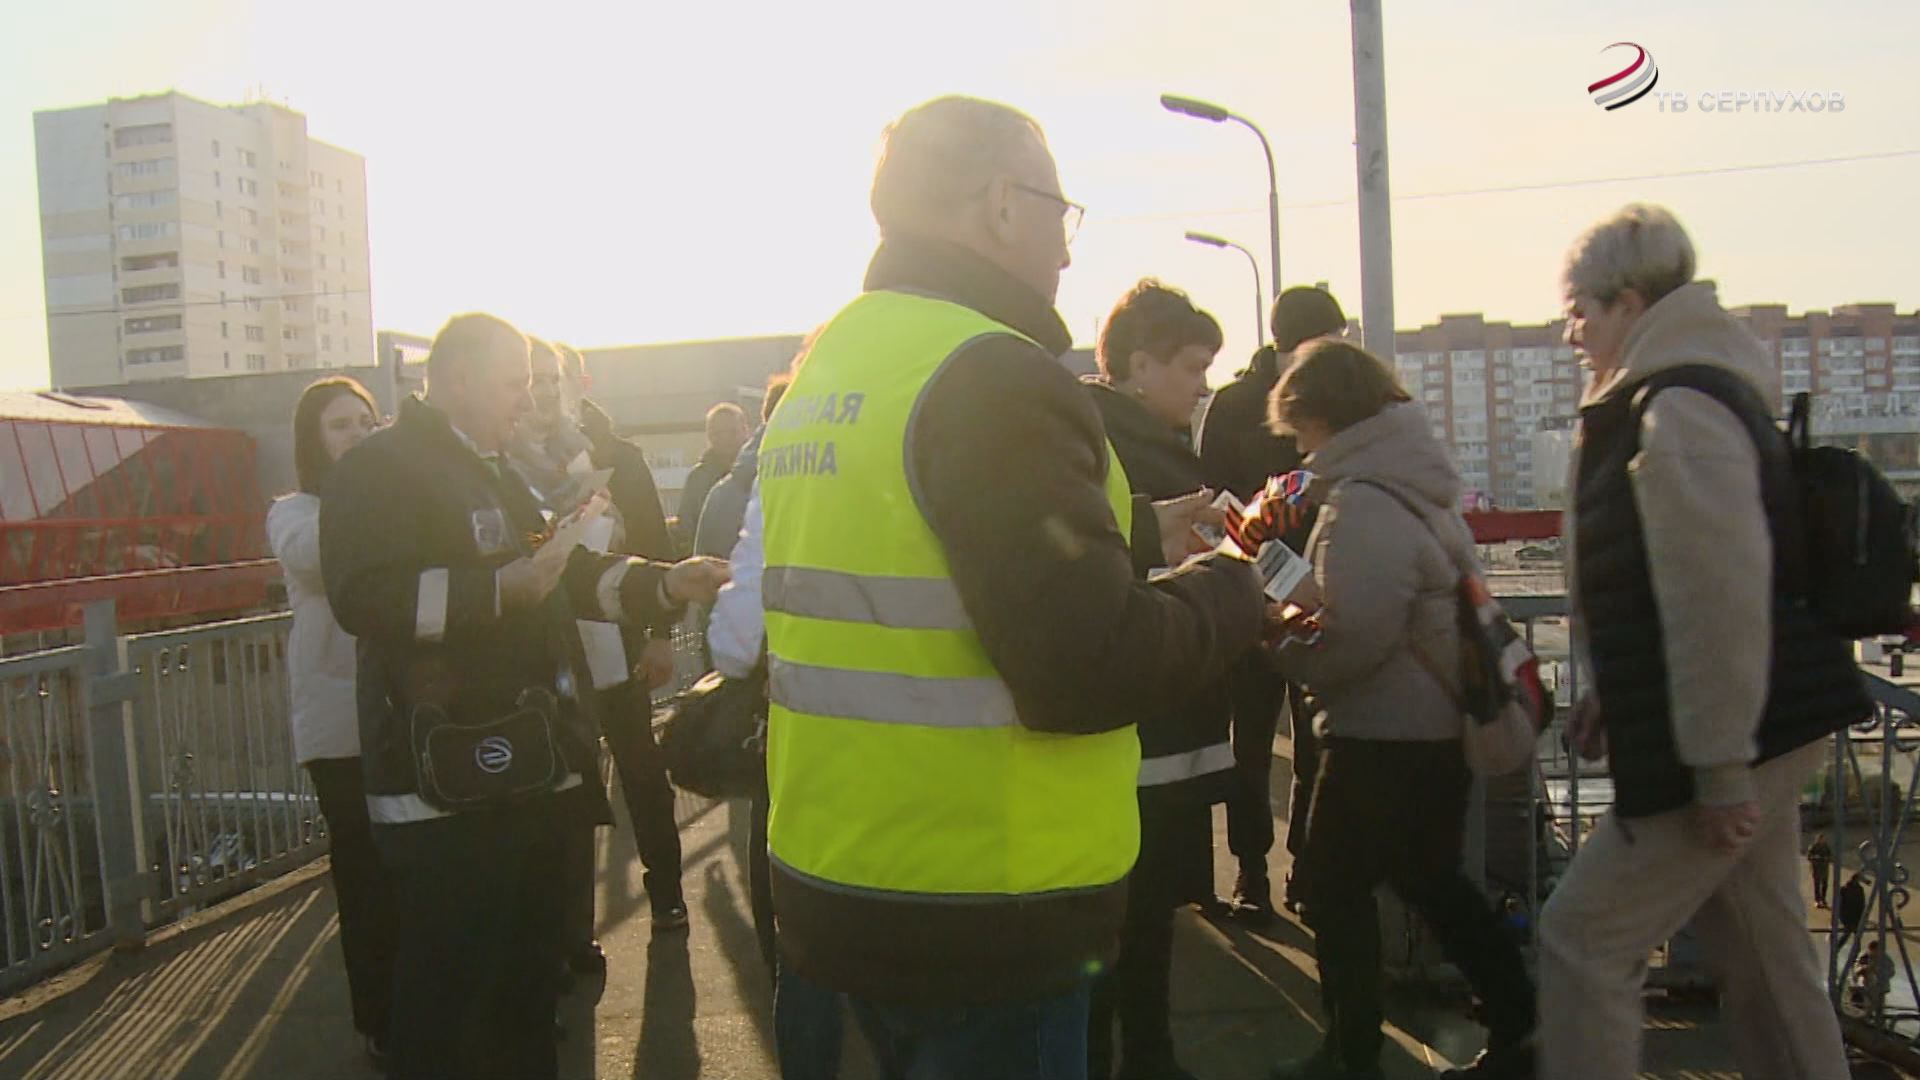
[1196,286,1348,920]
[514,340,693,979]
[673,403,749,550]
[321,312,728,1080]
[762,96,1266,1078]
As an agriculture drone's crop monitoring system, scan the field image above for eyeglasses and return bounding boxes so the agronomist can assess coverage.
[1008,181,1086,244]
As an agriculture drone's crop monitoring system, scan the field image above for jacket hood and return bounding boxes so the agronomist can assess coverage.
[1304,401,1462,514]
[1584,281,1776,409]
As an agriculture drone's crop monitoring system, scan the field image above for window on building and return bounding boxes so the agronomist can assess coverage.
[112,190,178,211]
[124,315,182,334]
[115,222,177,241]
[113,124,174,148]
[122,284,180,304]
[127,345,184,365]
[120,252,179,272]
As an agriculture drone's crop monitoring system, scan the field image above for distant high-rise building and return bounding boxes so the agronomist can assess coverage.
[1392,315,1585,510]
[35,92,373,387]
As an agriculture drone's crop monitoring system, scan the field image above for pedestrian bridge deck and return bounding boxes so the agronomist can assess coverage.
[3,792,1901,1080]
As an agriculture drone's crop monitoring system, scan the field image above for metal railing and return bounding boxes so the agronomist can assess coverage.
[125,611,322,921]
[0,599,715,994]
[0,644,110,987]
[1465,591,1920,1046]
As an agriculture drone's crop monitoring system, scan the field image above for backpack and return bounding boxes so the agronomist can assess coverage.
[1786,393,1918,637]
[1348,481,1550,776]
[1634,368,1918,639]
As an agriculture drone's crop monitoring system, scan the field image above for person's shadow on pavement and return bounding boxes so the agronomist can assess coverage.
[632,932,701,1080]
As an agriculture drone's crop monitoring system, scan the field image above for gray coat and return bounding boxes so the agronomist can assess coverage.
[1276,402,1473,742]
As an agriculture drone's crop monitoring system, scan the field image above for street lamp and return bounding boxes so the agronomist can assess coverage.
[1183,231,1265,348]
[1161,93,1282,299]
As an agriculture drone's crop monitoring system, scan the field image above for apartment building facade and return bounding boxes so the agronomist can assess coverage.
[35,92,373,387]
[1391,300,1919,508]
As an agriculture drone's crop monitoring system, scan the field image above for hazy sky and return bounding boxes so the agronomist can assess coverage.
[1,0,1915,392]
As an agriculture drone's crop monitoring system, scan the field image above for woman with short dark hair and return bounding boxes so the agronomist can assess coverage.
[1082,279,1230,1080]
[1265,340,1536,1080]
[268,375,393,1069]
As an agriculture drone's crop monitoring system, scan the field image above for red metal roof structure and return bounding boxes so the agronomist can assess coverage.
[0,392,272,634]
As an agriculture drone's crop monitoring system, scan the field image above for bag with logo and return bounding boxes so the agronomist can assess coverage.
[658,668,767,799]
[1349,480,1549,777]
[411,687,566,810]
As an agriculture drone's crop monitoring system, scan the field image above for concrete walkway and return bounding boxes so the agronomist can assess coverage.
[1,794,1912,1079]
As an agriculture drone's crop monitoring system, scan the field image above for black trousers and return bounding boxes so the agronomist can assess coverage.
[748,785,777,977]
[1295,738,1535,1071]
[1089,881,1180,1080]
[1228,660,1315,875]
[374,799,565,1080]
[307,757,396,1041]
[601,680,685,907]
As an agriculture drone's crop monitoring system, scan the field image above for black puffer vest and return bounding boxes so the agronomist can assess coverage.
[1574,364,1870,818]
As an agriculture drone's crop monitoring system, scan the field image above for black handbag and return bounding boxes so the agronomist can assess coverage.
[657,669,767,799]
[411,687,566,810]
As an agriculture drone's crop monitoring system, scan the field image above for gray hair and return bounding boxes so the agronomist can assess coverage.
[1562,203,1697,306]
[871,96,1046,235]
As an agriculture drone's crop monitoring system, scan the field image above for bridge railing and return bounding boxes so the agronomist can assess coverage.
[1473,592,1920,1044]
[0,599,713,995]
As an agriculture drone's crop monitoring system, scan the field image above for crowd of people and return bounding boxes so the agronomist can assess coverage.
[268,92,1874,1080]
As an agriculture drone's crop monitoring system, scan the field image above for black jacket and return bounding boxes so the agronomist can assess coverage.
[1197,348,1303,502]
[1574,365,1870,818]
[1085,379,1237,802]
[321,396,680,799]
[674,451,730,552]
[772,235,1265,1007]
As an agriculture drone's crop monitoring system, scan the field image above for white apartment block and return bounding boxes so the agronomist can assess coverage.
[34,92,374,387]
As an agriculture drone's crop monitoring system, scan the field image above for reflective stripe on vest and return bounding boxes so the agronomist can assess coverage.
[760,288,1140,900]
[764,565,971,631]
[1137,740,1236,787]
[770,656,1017,729]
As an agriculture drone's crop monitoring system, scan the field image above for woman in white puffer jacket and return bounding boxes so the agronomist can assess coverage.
[265,375,393,1070]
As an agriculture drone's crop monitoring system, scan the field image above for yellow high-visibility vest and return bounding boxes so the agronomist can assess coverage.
[759,288,1140,902]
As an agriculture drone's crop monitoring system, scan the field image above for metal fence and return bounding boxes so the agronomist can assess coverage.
[0,600,715,994]
[0,644,109,988]
[125,611,323,921]
[1457,592,1920,1046]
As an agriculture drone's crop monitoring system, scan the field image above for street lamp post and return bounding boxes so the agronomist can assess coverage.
[1161,94,1282,299]
[1183,231,1265,348]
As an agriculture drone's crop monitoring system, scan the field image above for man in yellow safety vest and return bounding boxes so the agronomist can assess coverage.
[759,95,1266,1080]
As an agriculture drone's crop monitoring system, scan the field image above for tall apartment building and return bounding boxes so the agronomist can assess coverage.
[34,92,373,388]
[1391,315,1585,509]
[1390,300,1920,509]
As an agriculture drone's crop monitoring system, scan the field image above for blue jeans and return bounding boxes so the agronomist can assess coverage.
[775,967,846,1080]
[844,979,1092,1080]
